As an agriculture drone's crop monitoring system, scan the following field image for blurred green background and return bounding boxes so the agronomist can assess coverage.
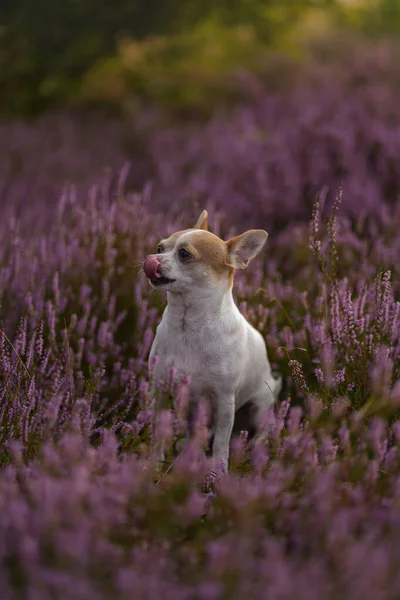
[1,0,400,119]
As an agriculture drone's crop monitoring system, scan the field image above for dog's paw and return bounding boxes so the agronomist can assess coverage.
[201,469,218,493]
[202,464,228,493]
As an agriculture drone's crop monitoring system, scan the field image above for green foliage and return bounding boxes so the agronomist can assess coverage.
[1,0,400,118]
[81,21,271,117]
[333,0,400,37]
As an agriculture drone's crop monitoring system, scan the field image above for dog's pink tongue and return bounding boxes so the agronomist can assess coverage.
[143,256,161,279]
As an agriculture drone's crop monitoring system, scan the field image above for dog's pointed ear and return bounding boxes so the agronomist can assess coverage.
[226,229,268,269]
[193,210,208,231]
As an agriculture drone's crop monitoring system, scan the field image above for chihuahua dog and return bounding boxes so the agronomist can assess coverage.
[143,210,281,474]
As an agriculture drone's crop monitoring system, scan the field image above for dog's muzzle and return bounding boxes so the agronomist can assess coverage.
[143,255,175,286]
[143,255,162,280]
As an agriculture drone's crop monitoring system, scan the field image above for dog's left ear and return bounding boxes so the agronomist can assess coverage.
[226,229,268,269]
[193,210,208,231]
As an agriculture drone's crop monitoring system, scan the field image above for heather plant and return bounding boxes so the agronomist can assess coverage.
[2,399,400,598]
[0,179,398,459]
[0,65,399,595]
[0,174,397,596]
[3,36,400,236]
[301,186,400,414]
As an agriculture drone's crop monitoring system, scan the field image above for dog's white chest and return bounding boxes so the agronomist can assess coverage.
[149,313,245,392]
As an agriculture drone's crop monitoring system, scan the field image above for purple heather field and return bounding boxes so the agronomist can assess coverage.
[0,40,400,600]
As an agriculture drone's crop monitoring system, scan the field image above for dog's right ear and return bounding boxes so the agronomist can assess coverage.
[226,229,268,269]
[193,210,208,231]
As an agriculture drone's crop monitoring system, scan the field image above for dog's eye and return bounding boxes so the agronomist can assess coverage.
[179,248,191,259]
[157,245,163,254]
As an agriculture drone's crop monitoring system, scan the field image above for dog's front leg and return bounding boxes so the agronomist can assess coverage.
[150,384,168,471]
[211,394,235,475]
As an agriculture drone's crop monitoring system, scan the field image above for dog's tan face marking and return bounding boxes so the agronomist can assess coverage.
[157,230,232,286]
[179,231,229,275]
[160,229,192,252]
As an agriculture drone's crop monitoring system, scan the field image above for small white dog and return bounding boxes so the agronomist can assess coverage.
[144,210,281,474]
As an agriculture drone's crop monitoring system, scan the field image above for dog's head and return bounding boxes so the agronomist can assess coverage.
[143,210,268,294]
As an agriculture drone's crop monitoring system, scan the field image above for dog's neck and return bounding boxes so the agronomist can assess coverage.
[164,283,240,335]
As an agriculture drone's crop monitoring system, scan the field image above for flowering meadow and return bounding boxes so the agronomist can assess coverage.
[1,41,400,599]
